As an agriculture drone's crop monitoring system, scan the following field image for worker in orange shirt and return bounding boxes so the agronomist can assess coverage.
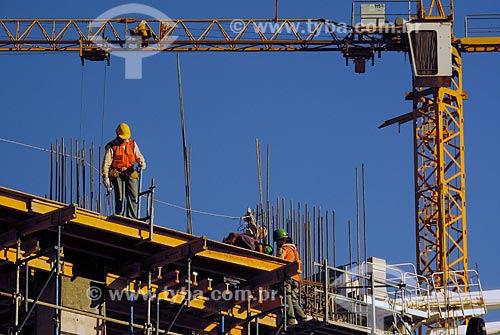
[274,229,312,326]
[102,123,146,219]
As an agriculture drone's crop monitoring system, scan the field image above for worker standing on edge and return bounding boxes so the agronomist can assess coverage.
[102,123,146,219]
[274,228,312,326]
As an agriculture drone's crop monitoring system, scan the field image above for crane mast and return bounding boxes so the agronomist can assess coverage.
[418,0,449,20]
[412,0,468,292]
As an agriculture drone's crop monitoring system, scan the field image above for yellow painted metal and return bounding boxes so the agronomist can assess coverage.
[418,0,447,20]
[413,47,468,290]
[0,186,293,274]
[197,249,282,271]
[0,18,400,53]
[0,247,73,276]
[0,194,29,212]
[458,36,500,52]
[105,273,278,327]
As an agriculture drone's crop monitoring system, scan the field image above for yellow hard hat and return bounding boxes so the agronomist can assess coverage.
[116,123,131,140]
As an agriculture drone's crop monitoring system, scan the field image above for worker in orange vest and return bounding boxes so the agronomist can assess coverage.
[102,123,146,219]
[274,228,312,326]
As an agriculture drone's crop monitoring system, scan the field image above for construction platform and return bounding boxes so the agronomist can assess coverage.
[0,186,300,334]
[0,186,488,335]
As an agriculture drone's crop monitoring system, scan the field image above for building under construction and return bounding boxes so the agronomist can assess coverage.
[2,0,500,334]
[0,184,490,335]
[0,138,492,335]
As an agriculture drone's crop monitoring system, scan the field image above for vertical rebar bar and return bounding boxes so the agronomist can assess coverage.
[82,141,87,209]
[70,139,73,205]
[256,139,263,226]
[266,144,270,245]
[98,145,102,214]
[305,204,312,278]
[348,220,352,270]
[281,198,285,232]
[313,206,316,271]
[55,139,59,202]
[326,211,329,265]
[50,143,54,201]
[76,140,80,207]
[90,142,94,211]
[266,199,270,246]
[362,163,367,265]
[62,138,66,204]
[321,215,324,264]
[276,197,280,229]
[356,167,361,274]
[333,211,337,269]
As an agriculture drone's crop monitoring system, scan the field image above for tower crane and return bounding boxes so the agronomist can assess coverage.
[1,0,500,331]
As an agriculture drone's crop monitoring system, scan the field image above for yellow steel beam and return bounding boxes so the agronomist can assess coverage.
[0,247,73,276]
[457,36,500,52]
[0,204,77,248]
[0,187,292,276]
[105,273,279,327]
[0,18,404,54]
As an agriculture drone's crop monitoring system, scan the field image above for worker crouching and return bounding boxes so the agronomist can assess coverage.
[102,123,146,219]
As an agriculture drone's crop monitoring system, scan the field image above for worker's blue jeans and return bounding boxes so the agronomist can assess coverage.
[111,176,138,219]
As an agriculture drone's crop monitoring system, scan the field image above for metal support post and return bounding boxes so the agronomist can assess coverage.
[247,296,251,335]
[370,274,376,335]
[13,239,21,333]
[16,264,57,333]
[283,280,287,331]
[155,288,160,335]
[24,263,29,314]
[55,225,62,335]
[137,168,142,218]
[187,257,191,308]
[149,179,155,223]
[129,280,135,335]
[146,271,152,335]
[323,259,329,323]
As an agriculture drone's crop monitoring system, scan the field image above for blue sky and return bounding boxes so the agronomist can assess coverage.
[1,0,499,316]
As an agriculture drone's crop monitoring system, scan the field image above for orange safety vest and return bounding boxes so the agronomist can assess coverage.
[281,244,302,282]
[111,139,136,169]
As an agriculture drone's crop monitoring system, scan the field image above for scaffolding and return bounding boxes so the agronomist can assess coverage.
[0,185,486,335]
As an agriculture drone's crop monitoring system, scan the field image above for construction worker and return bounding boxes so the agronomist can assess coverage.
[102,123,146,219]
[274,228,312,326]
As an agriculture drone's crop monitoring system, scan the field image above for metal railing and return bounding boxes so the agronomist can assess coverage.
[430,270,487,319]
[351,0,418,27]
[465,14,500,37]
